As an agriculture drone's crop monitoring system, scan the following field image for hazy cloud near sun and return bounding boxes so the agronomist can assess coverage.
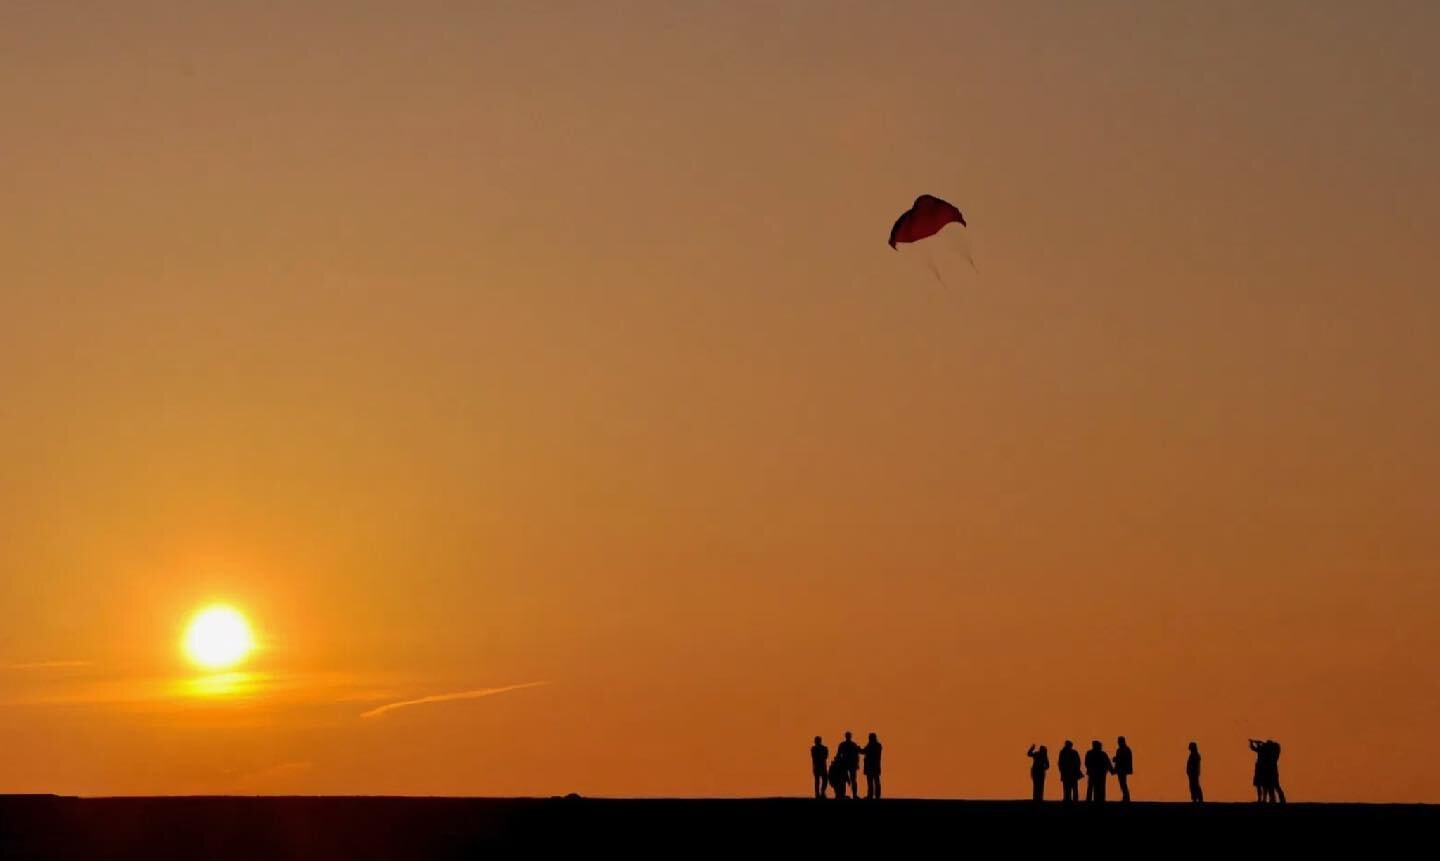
[1,669,374,712]
[0,663,546,726]
[359,682,549,719]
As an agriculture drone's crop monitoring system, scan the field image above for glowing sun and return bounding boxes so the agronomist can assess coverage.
[182,605,255,670]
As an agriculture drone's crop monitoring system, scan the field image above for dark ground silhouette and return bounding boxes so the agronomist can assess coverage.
[1,795,1435,858]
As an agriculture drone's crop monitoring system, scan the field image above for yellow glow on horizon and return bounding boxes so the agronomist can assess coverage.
[183,671,263,699]
[182,606,256,671]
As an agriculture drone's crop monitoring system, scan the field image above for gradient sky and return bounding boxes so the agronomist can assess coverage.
[3,0,1438,801]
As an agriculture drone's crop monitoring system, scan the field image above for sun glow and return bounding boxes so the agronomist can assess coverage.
[182,605,256,670]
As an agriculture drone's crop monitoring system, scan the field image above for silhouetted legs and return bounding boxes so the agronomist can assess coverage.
[814,772,827,799]
[1117,773,1130,803]
[1031,773,1045,802]
[1061,780,1079,803]
[847,769,859,800]
[829,758,848,799]
[1087,775,1106,803]
[865,774,881,799]
[1188,775,1203,803]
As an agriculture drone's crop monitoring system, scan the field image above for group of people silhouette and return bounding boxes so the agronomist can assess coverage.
[810,732,882,799]
[1028,737,1137,803]
[1029,738,1284,803]
[808,735,1287,803]
[1248,738,1286,803]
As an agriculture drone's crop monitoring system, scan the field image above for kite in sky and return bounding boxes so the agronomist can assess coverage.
[888,194,966,249]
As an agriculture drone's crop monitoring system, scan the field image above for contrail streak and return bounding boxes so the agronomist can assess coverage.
[359,681,547,719]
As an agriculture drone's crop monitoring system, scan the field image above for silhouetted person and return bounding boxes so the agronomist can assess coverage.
[811,736,829,798]
[1027,744,1049,801]
[1248,739,1267,802]
[1264,739,1285,803]
[828,754,849,799]
[1186,742,1203,803]
[838,731,862,800]
[1057,740,1082,803]
[1248,738,1286,803]
[861,733,883,799]
[1085,740,1113,803]
[1114,736,1133,802]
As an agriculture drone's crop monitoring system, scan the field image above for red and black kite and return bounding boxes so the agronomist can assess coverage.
[887,194,966,249]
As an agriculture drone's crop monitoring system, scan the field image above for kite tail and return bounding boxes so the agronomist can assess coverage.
[925,249,949,288]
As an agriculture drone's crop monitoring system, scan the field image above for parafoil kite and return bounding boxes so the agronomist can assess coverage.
[887,194,966,249]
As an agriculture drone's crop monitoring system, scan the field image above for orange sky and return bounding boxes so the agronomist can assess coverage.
[2,1,1438,801]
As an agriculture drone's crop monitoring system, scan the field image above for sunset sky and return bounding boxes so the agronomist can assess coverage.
[3,1,1438,801]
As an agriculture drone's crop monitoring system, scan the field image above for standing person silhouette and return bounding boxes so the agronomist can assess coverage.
[811,736,829,799]
[1027,744,1049,802]
[1113,736,1134,802]
[1186,742,1203,803]
[1058,740,1082,803]
[828,753,849,799]
[837,732,862,801]
[1264,739,1286,804]
[861,733,883,799]
[1084,740,1113,803]
[1248,739,1279,803]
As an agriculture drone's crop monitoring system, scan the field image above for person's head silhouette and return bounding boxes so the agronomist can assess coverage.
[1063,740,1074,750]
[814,736,822,745]
[868,733,877,743]
[1091,740,1102,750]
[1038,744,1047,753]
[1189,742,1198,753]
[1118,736,1127,747]
[845,731,853,742]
